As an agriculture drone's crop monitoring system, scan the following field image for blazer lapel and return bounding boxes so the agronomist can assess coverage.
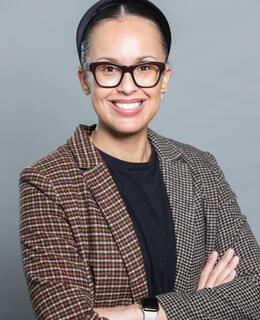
[147,129,197,293]
[67,123,148,302]
[84,163,149,302]
[67,124,198,299]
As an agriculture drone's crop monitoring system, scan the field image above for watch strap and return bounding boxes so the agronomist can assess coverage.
[139,297,159,320]
[142,309,157,320]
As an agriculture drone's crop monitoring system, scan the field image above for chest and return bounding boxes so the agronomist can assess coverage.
[58,159,218,305]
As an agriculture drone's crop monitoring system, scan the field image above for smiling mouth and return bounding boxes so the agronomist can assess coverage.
[112,100,144,110]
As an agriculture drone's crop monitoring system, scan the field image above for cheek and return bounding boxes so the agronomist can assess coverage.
[91,88,112,108]
[90,81,104,101]
[152,87,163,110]
[148,87,162,102]
[143,88,162,114]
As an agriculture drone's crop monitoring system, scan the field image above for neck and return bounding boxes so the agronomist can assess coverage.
[90,124,151,163]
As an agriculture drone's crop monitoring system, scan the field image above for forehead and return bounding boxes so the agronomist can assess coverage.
[88,16,164,62]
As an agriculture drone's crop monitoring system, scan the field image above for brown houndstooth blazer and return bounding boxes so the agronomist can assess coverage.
[19,123,260,320]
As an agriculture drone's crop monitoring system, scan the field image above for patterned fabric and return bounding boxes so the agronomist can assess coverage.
[97,141,177,298]
[19,123,260,320]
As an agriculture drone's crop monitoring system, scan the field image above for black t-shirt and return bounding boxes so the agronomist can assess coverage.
[96,139,176,297]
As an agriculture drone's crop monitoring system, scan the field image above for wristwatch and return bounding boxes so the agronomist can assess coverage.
[139,297,159,320]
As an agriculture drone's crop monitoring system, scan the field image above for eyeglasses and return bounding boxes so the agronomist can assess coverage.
[82,61,166,88]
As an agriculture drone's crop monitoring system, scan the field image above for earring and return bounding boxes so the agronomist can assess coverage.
[161,89,167,100]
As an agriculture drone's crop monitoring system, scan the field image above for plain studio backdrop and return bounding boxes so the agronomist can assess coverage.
[1,0,259,318]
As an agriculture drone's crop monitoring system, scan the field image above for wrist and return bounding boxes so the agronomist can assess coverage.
[134,303,145,320]
[138,297,159,320]
[156,302,168,320]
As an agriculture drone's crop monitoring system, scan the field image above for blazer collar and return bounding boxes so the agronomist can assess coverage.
[67,123,183,169]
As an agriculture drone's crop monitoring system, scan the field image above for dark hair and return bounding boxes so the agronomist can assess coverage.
[80,3,171,65]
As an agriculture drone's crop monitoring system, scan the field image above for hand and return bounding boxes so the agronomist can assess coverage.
[197,248,240,291]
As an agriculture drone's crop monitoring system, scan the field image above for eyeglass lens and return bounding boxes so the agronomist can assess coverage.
[95,63,161,87]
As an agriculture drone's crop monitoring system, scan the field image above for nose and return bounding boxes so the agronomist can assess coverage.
[117,71,138,94]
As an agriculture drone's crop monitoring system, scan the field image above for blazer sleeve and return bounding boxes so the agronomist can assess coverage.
[155,151,260,319]
[19,167,110,320]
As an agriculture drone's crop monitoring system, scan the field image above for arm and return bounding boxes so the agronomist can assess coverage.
[153,152,260,319]
[19,167,110,320]
[92,302,167,320]
[93,248,240,320]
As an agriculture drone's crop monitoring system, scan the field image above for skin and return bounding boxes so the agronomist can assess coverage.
[78,15,170,162]
[197,248,239,291]
[77,15,240,320]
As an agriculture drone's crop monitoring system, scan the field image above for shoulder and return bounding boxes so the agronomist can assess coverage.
[149,127,216,171]
[19,142,77,188]
[157,133,236,201]
[171,138,218,172]
[149,128,232,194]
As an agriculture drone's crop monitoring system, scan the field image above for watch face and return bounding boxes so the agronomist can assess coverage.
[141,297,159,312]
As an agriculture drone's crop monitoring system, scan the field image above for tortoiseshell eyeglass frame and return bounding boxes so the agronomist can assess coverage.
[82,61,166,88]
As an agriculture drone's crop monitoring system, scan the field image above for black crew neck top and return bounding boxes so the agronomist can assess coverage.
[96,139,176,297]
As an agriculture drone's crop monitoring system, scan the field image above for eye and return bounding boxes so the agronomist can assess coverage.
[138,64,151,72]
[102,64,118,72]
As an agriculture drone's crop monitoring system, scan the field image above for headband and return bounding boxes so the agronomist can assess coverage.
[76,0,171,64]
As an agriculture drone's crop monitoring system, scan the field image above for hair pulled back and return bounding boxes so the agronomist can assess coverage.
[80,3,171,65]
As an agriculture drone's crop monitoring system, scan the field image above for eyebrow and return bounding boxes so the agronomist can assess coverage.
[96,56,157,63]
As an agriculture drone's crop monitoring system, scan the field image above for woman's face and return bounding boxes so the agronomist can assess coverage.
[78,15,171,136]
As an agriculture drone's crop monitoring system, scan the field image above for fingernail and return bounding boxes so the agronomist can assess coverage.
[232,256,239,264]
[227,248,234,256]
[210,251,217,258]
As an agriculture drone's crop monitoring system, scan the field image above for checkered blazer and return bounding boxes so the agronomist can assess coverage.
[19,123,260,320]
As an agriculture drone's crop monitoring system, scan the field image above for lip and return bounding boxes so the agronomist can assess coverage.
[109,100,145,116]
[111,99,144,103]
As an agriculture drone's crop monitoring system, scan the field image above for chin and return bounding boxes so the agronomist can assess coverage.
[114,123,150,136]
[98,112,154,134]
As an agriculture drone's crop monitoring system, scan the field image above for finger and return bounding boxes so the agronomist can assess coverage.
[222,269,236,285]
[214,255,239,286]
[197,251,218,291]
[205,248,234,288]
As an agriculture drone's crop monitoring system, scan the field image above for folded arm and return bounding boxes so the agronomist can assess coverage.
[93,247,240,320]
[154,152,260,319]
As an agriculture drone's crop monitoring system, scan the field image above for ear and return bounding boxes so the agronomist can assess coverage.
[78,67,91,95]
[160,65,171,93]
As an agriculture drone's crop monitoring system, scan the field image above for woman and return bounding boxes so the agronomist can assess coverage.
[19,0,260,319]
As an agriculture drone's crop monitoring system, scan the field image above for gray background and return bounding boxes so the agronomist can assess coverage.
[1,0,259,318]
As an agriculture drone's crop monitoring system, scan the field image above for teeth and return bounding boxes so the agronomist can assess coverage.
[114,101,142,109]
